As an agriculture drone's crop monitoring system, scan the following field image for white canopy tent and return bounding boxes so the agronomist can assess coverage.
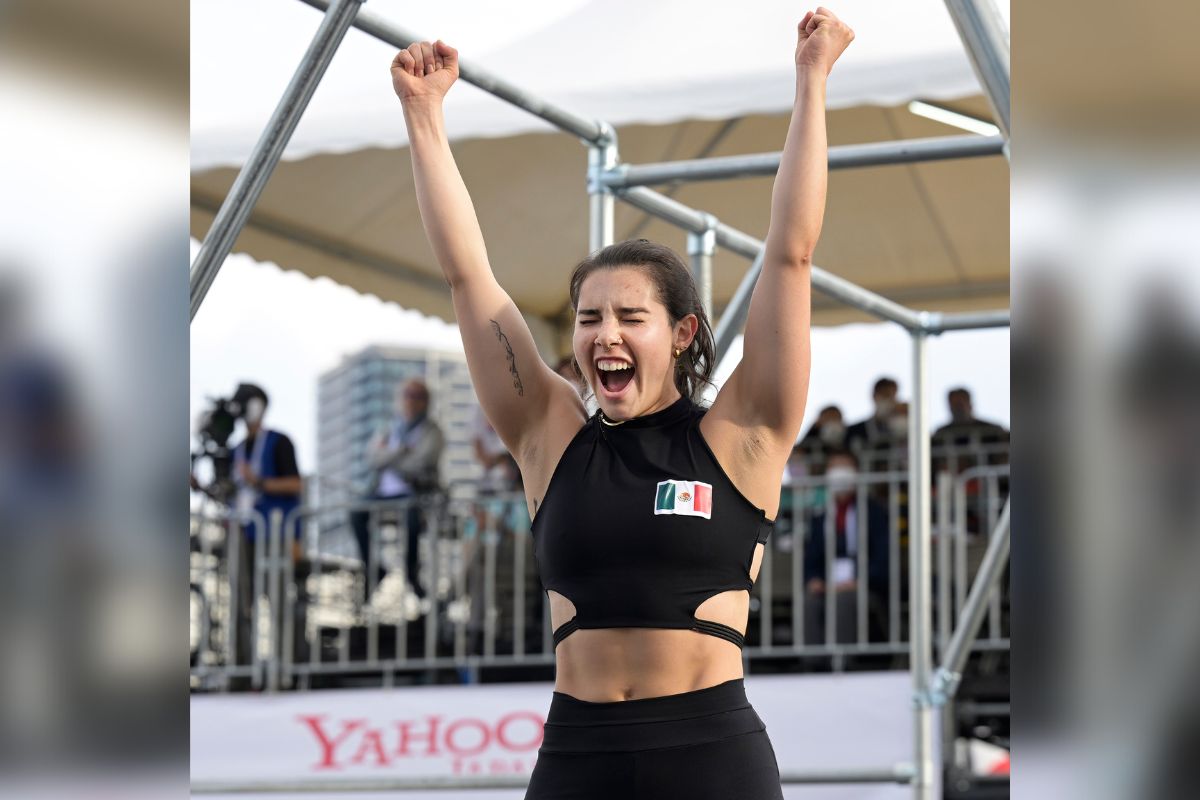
[191,0,1009,354]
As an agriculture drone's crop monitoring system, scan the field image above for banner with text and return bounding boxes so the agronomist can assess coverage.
[192,672,918,799]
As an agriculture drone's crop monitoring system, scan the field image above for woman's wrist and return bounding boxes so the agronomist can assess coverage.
[794,64,829,87]
[402,96,447,139]
[402,94,445,117]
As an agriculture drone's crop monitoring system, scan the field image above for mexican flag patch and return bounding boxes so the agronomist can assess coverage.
[654,480,713,519]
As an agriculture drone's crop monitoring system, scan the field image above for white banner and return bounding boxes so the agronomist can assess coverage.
[191,673,922,799]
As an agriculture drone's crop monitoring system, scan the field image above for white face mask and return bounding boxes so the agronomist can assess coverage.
[244,397,265,427]
[819,421,845,444]
[826,465,858,494]
[874,397,896,418]
[888,413,908,436]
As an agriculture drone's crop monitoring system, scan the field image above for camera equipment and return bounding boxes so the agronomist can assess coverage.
[190,383,267,504]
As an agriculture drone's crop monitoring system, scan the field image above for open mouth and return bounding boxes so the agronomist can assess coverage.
[596,359,635,396]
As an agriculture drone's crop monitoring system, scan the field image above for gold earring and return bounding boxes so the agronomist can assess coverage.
[674,347,683,359]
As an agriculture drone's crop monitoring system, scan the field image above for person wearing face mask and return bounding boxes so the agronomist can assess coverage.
[229,382,305,673]
[350,378,445,609]
[798,405,848,457]
[845,376,900,447]
[802,449,891,651]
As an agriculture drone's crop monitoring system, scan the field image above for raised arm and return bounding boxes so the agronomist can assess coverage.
[710,9,854,449]
[391,41,583,464]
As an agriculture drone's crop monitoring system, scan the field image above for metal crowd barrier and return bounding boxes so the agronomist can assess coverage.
[190,450,1009,692]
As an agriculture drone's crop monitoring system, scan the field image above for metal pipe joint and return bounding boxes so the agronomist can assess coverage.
[585,122,619,194]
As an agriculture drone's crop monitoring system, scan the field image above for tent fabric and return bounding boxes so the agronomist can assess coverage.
[192,0,993,170]
[191,0,1009,353]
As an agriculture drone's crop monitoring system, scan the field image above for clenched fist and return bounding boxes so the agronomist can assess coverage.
[391,39,459,103]
[796,8,854,76]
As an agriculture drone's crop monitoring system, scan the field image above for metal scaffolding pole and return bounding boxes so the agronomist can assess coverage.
[923,308,1010,333]
[189,0,365,322]
[296,0,606,144]
[616,186,925,331]
[909,331,936,800]
[603,134,1005,189]
[931,499,1011,704]
[943,0,1010,140]
[713,249,765,364]
[587,124,618,253]
[687,214,718,319]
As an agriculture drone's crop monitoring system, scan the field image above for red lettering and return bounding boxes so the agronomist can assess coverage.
[350,729,390,767]
[395,716,442,757]
[494,711,544,752]
[296,716,365,770]
[444,718,490,756]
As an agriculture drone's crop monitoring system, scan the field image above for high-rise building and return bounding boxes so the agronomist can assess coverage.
[316,345,480,513]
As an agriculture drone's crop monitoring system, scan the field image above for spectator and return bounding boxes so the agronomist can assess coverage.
[846,377,902,451]
[472,406,521,495]
[229,383,305,669]
[466,406,526,652]
[933,387,1007,443]
[799,405,848,459]
[803,449,891,645]
[351,378,445,605]
[932,388,1009,539]
[933,387,1009,473]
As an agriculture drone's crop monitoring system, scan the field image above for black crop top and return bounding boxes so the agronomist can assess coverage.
[531,394,775,650]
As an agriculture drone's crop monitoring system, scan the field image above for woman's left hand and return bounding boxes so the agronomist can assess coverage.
[795,7,854,76]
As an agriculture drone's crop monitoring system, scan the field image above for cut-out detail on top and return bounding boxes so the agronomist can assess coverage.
[552,618,581,648]
[534,397,776,655]
[691,618,746,648]
[552,619,748,650]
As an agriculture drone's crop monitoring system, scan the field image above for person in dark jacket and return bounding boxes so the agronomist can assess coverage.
[229,383,305,668]
[803,448,891,644]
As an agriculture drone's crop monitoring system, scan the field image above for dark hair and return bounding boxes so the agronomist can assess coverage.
[402,378,430,402]
[948,386,971,401]
[872,377,898,396]
[234,382,269,409]
[568,239,716,404]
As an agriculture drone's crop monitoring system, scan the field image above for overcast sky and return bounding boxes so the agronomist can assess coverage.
[190,242,1009,474]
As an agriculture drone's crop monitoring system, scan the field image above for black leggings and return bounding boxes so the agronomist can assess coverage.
[524,677,783,799]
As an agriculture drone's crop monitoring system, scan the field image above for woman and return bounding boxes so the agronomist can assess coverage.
[391,9,853,798]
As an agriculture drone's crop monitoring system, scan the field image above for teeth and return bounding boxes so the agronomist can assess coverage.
[597,360,632,372]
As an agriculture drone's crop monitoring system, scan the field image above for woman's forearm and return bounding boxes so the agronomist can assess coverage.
[763,67,828,267]
[402,97,492,289]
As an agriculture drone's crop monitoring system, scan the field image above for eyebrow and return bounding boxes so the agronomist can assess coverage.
[578,307,650,316]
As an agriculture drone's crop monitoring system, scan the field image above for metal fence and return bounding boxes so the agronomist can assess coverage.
[190,449,1009,693]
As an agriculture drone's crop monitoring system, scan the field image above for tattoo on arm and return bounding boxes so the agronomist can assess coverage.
[489,319,525,397]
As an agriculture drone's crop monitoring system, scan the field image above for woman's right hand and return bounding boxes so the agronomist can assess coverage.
[391,39,459,104]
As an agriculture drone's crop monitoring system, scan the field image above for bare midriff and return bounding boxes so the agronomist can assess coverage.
[544,538,764,703]
[551,628,746,702]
